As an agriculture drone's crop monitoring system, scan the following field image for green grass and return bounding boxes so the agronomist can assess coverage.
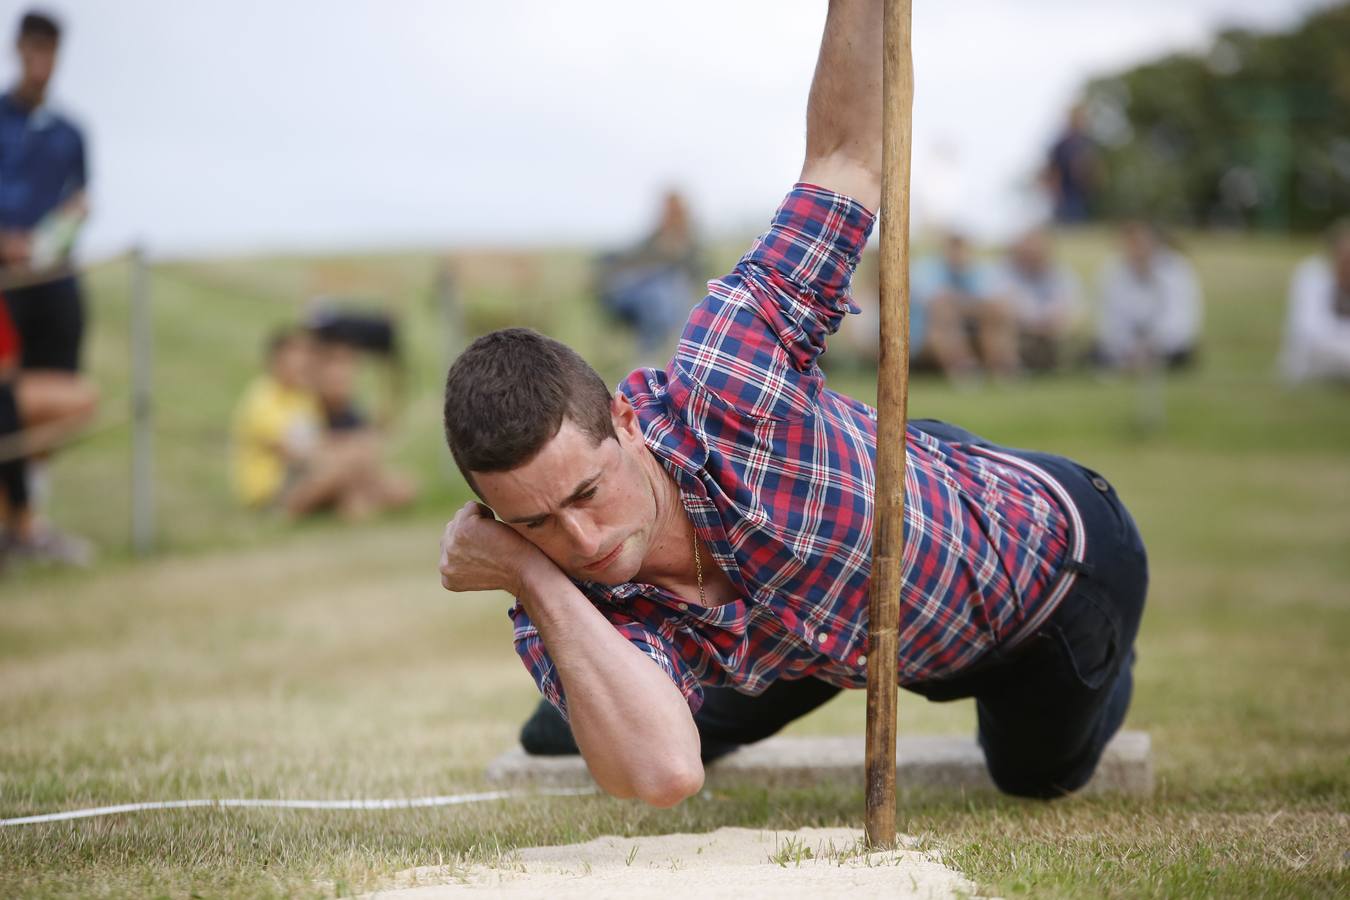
[2,229,1348,898]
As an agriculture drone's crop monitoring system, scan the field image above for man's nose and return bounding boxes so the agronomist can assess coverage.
[560,511,600,559]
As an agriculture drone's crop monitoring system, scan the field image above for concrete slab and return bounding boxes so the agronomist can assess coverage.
[485,730,1153,795]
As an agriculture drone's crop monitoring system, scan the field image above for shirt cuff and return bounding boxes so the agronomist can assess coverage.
[746,183,876,302]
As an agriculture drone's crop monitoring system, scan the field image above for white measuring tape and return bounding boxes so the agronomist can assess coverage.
[0,787,596,827]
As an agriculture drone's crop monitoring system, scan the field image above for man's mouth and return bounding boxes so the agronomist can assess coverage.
[582,542,624,572]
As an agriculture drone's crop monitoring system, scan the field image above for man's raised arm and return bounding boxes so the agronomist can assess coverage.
[799,0,885,212]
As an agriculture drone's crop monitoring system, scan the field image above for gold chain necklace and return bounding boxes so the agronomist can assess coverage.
[693,531,706,606]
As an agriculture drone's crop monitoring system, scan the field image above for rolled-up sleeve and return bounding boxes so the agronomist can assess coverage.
[672,184,874,419]
[508,601,704,722]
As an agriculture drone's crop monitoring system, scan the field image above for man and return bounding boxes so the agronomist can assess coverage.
[596,189,703,361]
[1279,218,1350,384]
[0,10,97,563]
[1043,104,1101,226]
[439,0,1147,808]
[991,227,1081,372]
[910,231,1019,379]
[1094,221,1202,372]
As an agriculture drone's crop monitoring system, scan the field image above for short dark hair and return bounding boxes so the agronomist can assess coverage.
[443,328,616,484]
[18,11,60,43]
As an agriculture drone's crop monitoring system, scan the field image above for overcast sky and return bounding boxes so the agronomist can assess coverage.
[8,0,1333,258]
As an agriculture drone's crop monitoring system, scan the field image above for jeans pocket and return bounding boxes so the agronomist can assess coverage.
[1048,585,1120,692]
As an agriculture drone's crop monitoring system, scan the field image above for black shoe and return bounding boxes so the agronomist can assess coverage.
[519,698,580,755]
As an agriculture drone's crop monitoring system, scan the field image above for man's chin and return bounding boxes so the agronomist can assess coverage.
[576,565,635,587]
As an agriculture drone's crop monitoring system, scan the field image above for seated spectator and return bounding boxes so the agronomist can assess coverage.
[992,227,1081,372]
[230,328,411,522]
[911,231,1019,379]
[0,288,94,569]
[595,190,703,359]
[311,335,417,510]
[1279,219,1350,384]
[1094,221,1202,372]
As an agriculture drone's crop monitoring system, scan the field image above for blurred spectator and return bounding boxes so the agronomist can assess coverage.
[1279,219,1350,384]
[0,296,30,569]
[310,334,417,510]
[1043,104,1101,226]
[0,10,96,563]
[0,293,96,568]
[596,190,702,358]
[231,327,415,522]
[1093,222,1203,372]
[991,227,1081,372]
[231,329,324,512]
[912,232,1019,379]
[314,338,367,432]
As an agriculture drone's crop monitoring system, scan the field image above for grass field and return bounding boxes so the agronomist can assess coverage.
[2,229,1348,898]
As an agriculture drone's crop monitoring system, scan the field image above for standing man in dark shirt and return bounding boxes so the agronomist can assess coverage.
[1044,105,1101,226]
[0,11,97,565]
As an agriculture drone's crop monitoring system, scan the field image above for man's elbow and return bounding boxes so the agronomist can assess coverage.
[634,761,704,808]
[596,758,704,808]
[799,153,881,212]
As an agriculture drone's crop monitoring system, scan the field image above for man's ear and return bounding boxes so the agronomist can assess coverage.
[610,391,641,441]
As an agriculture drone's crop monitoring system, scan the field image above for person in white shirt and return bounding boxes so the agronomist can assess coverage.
[1279,220,1350,385]
[992,227,1081,371]
[1094,222,1203,371]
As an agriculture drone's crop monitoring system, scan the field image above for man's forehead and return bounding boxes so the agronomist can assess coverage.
[474,421,615,513]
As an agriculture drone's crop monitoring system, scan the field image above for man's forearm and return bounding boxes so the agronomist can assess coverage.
[800,0,885,210]
[518,563,703,807]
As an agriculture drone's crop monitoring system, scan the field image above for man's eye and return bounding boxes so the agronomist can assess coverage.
[578,487,598,501]
[524,518,547,530]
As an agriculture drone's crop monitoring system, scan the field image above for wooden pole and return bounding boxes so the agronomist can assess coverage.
[864,0,914,849]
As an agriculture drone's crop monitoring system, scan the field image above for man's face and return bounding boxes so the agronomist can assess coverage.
[473,400,659,585]
[17,35,57,94]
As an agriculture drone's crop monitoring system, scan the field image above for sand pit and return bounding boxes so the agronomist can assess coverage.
[366,826,981,899]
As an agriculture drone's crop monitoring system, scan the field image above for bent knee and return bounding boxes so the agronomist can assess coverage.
[986,757,1096,800]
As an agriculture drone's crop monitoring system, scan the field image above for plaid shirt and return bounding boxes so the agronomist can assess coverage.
[511,185,1078,718]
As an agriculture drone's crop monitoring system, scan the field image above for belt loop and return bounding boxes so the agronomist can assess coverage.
[1063,558,1095,577]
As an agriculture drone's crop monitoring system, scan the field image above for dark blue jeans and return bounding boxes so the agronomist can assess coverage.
[902,420,1148,796]
[522,420,1149,798]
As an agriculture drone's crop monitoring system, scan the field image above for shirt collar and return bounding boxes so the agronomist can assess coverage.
[2,91,55,129]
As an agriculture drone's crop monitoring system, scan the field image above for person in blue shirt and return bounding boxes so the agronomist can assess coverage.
[0,11,97,567]
[910,231,1020,380]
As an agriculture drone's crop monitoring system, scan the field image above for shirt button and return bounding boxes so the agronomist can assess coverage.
[816,632,827,643]
[678,603,689,611]
[857,654,867,666]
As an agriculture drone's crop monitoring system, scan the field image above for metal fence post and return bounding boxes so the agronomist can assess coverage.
[438,261,462,367]
[129,246,155,555]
